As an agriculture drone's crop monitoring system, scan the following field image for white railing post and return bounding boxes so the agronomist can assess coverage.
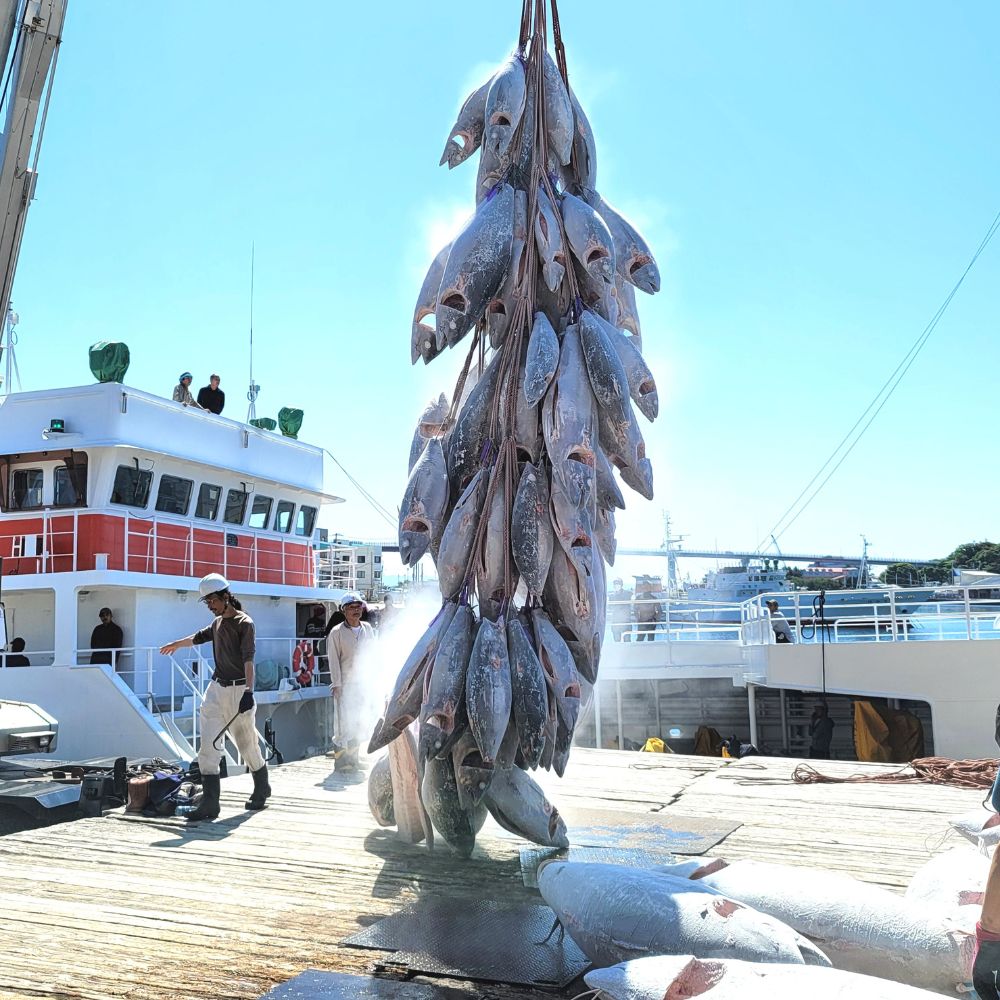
[964,586,973,641]
[888,589,898,642]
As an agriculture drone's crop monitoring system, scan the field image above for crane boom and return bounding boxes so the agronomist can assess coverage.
[0,0,67,387]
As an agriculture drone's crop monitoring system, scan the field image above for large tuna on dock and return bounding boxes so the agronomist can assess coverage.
[371,0,662,855]
[585,954,947,1000]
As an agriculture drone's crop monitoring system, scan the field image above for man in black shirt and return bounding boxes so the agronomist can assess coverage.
[197,374,225,415]
[303,604,328,677]
[3,637,29,668]
[90,608,123,667]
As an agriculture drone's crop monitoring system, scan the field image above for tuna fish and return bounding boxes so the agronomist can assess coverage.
[561,191,616,285]
[450,728,495,808]
[440,75,492,170]
[446,350,503,494]
[421,752,485,858]
[531,608,581,733]
[569,89,597,192]
[606,323,658,421]
[597,401,653,500]
[695,859,974,993]
[534,185,567,292]
[411,243,452,365]
[594,507,617,565]
[506,615,548,768]
[476,478,512,621]
[579,309,631,425]
[398,437,450,566]
[388,723,434,846]
[369,602,459,751]
[585,955,944,1000]
[436,471,488,600]
[541,51,573,166]
[523,311,560,407]
[407,393,450,473]
[542,324,598,474]
[538,862,830,969]
[486,188,528,349]
[511,459,554,597]
[484,765,569,847]
[542,547,600,673]
[436,184,516,348]
[484,55,527,160]
[615,276,642,345]
[420,605,476,762]
[549,455,595,578]
[367,754,394,827]
[595,446,625,510]
[465,616,512,766]
[589,192,662,294]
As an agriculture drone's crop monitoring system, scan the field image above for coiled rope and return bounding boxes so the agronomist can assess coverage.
[793,757,999,790]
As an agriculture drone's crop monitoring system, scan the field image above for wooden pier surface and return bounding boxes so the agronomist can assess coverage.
[0,749,984,1000]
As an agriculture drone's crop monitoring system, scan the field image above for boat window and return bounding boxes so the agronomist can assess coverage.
[249,495,273,530]
[295,505,317,537]
[275,499,294,534]
[54,460,87,507]
[224,488,248,525]
[111,465,152,508]
[195,483,221,520]
[10,468,44,509]
[155,474,193,516]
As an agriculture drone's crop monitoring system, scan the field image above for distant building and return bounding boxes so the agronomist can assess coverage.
[314,530,383,600]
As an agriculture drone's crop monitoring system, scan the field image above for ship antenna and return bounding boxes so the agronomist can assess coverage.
[0,304,21,397]
[246,243,259,422]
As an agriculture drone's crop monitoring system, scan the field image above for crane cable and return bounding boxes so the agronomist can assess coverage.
[757,207,1000,551]
[323,448,396,528]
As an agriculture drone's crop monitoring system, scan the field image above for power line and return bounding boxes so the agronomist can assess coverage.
[324,448,397,528]
[757,208,1000,550]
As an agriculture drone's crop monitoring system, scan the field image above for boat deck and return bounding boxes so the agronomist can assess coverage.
[0,748,984,999]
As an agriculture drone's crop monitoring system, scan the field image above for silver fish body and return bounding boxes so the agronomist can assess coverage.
[440,75,491,169]
[476,478,513,621]
[447,350,503,495]
[542,324,598,473]
[420,604,476,761]
[388,724,433,846]
[597,399,654,500]
[367,754,394,826]
[411,242,452,365]
[421,752,486,858]
[595,446,625,510]
[484,54,527,160]
[524,311,560,408]
[399,437,450,566]
[484,764,569,848]
[486,188,528,349]
[534,185,567,292]
[436,184,515,348]
[569,89,597,193]
[531,608,582,733]
[615,277,642,346]
[450,728,495,808]
[511,460,554,597]
[465,616,513,766]
[549,456,595,579]
[541,50,573,166]
[436,470,488,600]
[589,192,661,294]
[561,191,616,285]
[579,309,630,425]
[594,506,617,565]
[371,602,460,751]
[408,392,450,473]
[605,323,658,421]
[543,547,601,681]
[506,615,548,769]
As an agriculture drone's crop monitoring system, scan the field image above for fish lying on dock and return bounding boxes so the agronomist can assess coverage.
[375,1,661,855]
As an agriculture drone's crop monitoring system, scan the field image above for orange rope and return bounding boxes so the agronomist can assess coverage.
[793,757,1000,790]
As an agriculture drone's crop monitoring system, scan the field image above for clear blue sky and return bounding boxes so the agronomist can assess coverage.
[9,1,1000,585]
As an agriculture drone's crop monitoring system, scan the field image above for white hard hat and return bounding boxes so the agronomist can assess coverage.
[198,573,230,601]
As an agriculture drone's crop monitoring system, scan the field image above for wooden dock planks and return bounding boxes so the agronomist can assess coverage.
[0,749,984,999]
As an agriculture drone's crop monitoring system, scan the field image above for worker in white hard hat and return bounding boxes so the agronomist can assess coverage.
[327,592,375,772]
[159,573,269,820]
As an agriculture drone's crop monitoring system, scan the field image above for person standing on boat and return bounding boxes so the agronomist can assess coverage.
[89,607,123,667]
[159,573,270,820]
[608,578,633,641]
[765,599,795,643]
[3,637,29,668]
[196,374,225,415]
[172,372,203,408]
[633,577,663,641]
[327,592,375,772]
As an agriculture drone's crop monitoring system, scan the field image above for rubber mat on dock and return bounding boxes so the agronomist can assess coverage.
[519,845,682,888]
[262,970,468,999]
[497,805,739,854]
[342,897,589,988]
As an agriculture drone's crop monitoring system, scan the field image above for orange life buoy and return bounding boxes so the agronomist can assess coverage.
[292,640,315,686]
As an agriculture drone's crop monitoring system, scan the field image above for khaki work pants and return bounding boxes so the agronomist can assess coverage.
[198,680,265,775]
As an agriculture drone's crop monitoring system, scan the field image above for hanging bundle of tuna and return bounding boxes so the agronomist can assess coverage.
[369,0,660,857]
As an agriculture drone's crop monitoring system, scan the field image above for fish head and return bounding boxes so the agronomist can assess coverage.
[418,719,450,764]
[621,456,654,501]
[629,257,661,295]
[440,127,478,169]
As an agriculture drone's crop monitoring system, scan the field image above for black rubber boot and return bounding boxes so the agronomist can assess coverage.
[245,765,271,810]
[187,773,221,821]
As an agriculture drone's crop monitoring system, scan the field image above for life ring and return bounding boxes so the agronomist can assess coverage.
[292,640,315,686]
